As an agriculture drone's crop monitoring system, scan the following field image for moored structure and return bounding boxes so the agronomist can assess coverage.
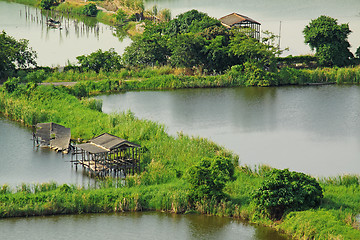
[72,133,141,177]
[219,13,261,40]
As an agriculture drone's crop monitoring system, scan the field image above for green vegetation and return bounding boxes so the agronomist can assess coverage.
[39,0,57,10]
[81,3,98,17]
[1,79,360,239]
[122,9,280,77]
[75,48,122,73]
[253,169,323,220]
[303,15,353,67]
[0,31,37,80]
[186,156,235,202]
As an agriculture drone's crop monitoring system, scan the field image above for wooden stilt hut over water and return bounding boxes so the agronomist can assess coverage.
[72,133,141,177]
[219,13,261,40]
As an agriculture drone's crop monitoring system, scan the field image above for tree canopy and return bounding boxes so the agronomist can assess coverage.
[0,31,37,80]
[303,15,353,67]
[122,9,279,73]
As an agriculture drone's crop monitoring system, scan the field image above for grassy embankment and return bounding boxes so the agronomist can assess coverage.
[1,83,360,239]
[2,0,144,32]
[29,65,360,96]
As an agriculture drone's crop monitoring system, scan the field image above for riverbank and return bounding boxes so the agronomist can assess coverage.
[1,0,144,33]
[1,83,360,239]
[32,65,360,97]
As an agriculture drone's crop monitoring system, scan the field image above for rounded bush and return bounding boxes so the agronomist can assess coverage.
[252,169,323,220]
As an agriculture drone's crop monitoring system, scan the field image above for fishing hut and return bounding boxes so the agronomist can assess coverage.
[219,13,261,40]
[33,122,71,153]
[72,133,141,177]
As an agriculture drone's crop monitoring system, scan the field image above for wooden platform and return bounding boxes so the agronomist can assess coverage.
[34,122,71,153]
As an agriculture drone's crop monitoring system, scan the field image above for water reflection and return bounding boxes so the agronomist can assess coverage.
[98,86,360,176]
[0,1,131,66]
[0,212,288,240]
[0,115,94,187]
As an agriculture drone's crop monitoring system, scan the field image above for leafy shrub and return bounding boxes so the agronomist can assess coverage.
[3,77,20,93]
[40,0,57,10]
[186,156,235,201]
[252,169,323,220]
[82,3,98,17]
[76,48,122,73]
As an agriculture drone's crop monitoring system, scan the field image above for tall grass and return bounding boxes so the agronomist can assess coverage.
[2,83,360,239]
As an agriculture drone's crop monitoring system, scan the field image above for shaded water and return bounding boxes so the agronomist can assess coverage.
[98,85,360,177]
[0,212,288,240]
[0,115,94,187]
[0,1,131,66]
[145,0,360,57]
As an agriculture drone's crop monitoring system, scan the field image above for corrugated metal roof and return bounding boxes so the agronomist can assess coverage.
[75,143,109,154]
[76,133,141,154]
[219,13,261,27]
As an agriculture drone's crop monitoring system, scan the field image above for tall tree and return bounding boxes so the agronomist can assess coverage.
[303,15,353,67]
[0,31,37,79]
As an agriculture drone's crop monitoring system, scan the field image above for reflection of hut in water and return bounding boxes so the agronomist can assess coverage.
[219,13,261,40]
[72,133,141,177]
[33,122,71,153]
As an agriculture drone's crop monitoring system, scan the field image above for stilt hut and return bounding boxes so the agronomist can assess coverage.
[219,13,261,40]
[33,122,71,153]
[72,133,141,177]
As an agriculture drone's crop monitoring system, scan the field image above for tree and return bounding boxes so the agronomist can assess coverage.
[356,46,360,58]
[76,48,122,73]
[303,15,353,67]
[116,9,128,25]
[0,31,37,79]
[122,34,169,67]
[253,169,323,220]
[229,31,277,70]
[82,3,98,17]
[168,33,205,68]
[40,0,57,10]
[186,156,235,201]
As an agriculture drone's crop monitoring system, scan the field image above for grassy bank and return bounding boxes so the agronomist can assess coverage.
[1,83,360,239]
[27,65,360,96]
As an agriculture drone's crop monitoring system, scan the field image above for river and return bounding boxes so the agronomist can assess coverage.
[98,85,360,177]
[0,1,131,66]
[0,212,287,240]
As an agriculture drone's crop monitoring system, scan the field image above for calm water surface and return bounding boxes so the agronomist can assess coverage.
[0,1,131,66]
[98,85,360,177]
[145,0,360,57]
[0,115,94,187]
[0,212,288,240]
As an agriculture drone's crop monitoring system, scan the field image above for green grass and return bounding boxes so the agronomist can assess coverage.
[1,82,360,239]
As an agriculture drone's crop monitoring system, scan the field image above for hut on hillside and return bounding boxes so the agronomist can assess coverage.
[219,13,261,40]
[33,122,71,153]
[72,133,141,177]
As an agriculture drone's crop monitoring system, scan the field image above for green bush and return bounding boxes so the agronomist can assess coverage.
[252,169,323,220]
[76,48,122,73]
[40,0,56,10]
[82,3,98,17]
[186,156,235,202]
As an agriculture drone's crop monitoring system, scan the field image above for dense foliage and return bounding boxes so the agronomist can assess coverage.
[0,31,37,80]
[76,48,122,73]
[40,0,57,10]
[186,156,235,201]
[303,15,353,67]
[253,169,323,220]
[82,3,98,17]
[122,10,280,75]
